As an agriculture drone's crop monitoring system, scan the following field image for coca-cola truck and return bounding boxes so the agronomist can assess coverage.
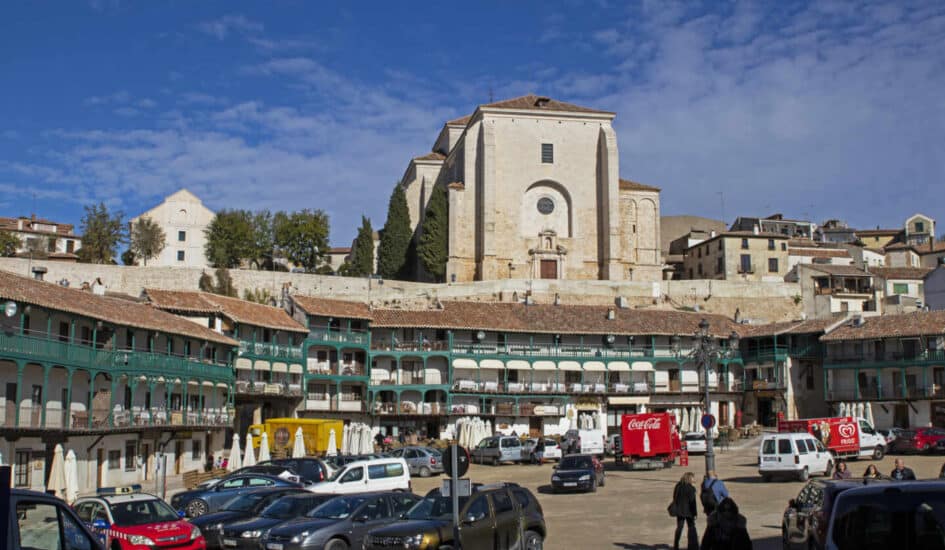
[777,416,886,460]
[616,412,681,470]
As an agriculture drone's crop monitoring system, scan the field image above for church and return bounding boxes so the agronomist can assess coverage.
[398,94,663,283]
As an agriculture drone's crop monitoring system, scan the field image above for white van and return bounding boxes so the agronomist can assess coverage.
[758,433,833,481]
[308,457,411,494]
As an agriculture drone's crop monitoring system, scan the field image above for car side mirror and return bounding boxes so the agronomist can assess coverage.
[92,519,110,530]
[353,514,369,523]
[178,510,186,518]
[463,514,478,525]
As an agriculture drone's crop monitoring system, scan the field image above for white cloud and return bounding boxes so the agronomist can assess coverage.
[197,14,263,41]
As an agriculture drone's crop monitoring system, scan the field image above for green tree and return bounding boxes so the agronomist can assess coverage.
[251,210,274,268]
[129,216,166,266]
[313,264,335,275]
[121,249,136,266]
[377,185,412,279]
[79,202,125,264]
[273,209,329,271]
[349,216,375,277]
[0,231,20,257]
[198,271,214,292]
[242,287,273,305]
[211,268,237,297]
[204,210,256,268]
[418,184,449,281]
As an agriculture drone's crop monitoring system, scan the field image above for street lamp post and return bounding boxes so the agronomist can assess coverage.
[689,318,740,475]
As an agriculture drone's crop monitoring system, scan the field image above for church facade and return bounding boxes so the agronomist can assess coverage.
[398,95,662,283]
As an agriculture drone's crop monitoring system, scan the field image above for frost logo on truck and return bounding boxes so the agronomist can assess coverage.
[627,417,661,430]
[837,423,857,445]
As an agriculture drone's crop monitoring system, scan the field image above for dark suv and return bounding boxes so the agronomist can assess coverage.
[364,483,546,550]
[781,478,889,549]
[259,458,332,484]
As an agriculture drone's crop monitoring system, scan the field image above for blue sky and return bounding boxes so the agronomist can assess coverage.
[2,1,944,246]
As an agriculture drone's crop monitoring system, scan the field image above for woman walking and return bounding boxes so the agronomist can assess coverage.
[832,461,851,479]
[863,464,880,479]
[670,472,699,550]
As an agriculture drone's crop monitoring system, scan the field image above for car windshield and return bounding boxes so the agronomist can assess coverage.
[405,493,470,520]
[685,433,705,441]
[261,497,318,519]
[831,490,945,549]
[309,496,368,519]
[109,499,179,526]
[559,456,593,469]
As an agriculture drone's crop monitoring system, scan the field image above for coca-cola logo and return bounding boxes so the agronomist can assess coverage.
[837,424,856,439]
[626,417,661,430]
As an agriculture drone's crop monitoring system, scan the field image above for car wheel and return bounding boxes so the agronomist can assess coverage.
[921,443,931,453]
[799,467,809,482]
[590,479,597,493]
[325,538,349,550]
[524,530,543,550]
[186,499,208,518]
[419,466,432,478]
[492,456,500,466]
[873,446,885,460]
[824,461,834,478]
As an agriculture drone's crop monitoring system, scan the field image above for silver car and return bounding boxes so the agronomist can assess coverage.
[471,435,525,465]
[388,446,444,477]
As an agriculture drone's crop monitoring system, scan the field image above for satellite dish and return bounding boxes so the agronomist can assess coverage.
[3,301,16,318]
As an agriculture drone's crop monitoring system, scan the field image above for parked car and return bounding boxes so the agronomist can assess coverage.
[324,454,387,471]
[364,483,546,550]
[878,427,905,445]
[309,458,411,495]
[75,488,205,550]
[683,432,707,454]
[470,435,524,465]
[172,474,303,518]
[188,487,307,550]
[825,481,945,549]
[781,478,889,550]
[260,458,332,484]
[6,483,104,550]
[759,432,834,481]
[605,434,620,456]
[936,438,945,454]
[888,427,945,454]
[550,454,605,493]
[220,492,335,550]
[263,491,420,550]
[523,437,562,463]
[388,446,444,477]
[227,464,303,484]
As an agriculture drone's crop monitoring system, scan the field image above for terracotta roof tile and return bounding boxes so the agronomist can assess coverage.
[619,179,661,192]
[480,94,614,116]
[413,152,446,162]
[0,270,236,345]
[867,267,933,280]
[145,289,307,333]
[821,311,945,341]
[802,264,872,277]
[789,248,850,258]
[447,114,471,126]
[291,295,373,320]
[328,247,351,255]
[738,318,838,338]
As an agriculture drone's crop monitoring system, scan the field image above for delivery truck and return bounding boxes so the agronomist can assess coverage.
[777,416,886,460]
[615,412,681,470]
[249,418,344,456]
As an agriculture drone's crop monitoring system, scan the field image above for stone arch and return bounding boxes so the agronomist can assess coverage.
[521,180,573,238]
[173,208,188,224]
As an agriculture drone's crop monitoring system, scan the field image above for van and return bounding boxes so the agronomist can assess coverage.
[308,457,411,494]
[471,436,524,465]
[759,433,833,481]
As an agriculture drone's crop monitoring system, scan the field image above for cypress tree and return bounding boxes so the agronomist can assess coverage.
[350,216,375,277]
[418,183,449,281]
[377,185,412,279]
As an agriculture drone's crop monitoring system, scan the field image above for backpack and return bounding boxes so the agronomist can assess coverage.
[700,479,718,513]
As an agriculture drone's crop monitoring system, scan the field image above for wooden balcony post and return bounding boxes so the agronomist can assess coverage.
[854,368,860,400]
[88,371,96,429]
[109,376,118,427]
[148,380,156,426]
[40,363,50,428]
[876,368,882,399]
[901,368,907,398]
[64,368,73,428]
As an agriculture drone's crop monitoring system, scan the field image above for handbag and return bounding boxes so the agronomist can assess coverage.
[667,483,679,517]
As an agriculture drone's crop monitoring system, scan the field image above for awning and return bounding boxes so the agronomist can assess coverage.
[253,360,271,371]
[631,361,654,372]
[532,361,556,371]
[506,360,531,370]
[583,361,606,372]
[201,380,214,387]
[452,358,478,369]
[480,359,504,370]
[559,361,582,371]
[681,370,699,384]
[272,362,288,373]
[607,361,631,372]
[608,396,650,405]
[289,364,303,374]
[235,358,253,370]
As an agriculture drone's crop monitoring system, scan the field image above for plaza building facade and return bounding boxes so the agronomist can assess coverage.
[398,95,663,283]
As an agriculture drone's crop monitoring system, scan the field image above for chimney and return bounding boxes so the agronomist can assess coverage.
[753,225,760,235]
[710,230,717,238]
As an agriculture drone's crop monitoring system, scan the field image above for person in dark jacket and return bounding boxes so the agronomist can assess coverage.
[534,437,546,466]
[671,472,699,550]
[701,497,752,550]
[700,471,729,515]
[832,460,852,479]
[939,462,945,479]
[890,458,916,480]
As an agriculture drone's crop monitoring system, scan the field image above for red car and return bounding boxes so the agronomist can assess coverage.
[890,427,945,454]
[75,488,206,549]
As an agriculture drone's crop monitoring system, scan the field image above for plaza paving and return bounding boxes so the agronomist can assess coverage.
[410,439,945,550]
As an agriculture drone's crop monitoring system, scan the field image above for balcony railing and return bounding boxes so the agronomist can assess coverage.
[12,405,233,430]
[308,329,369,346]
[825,350,945,365]
[450,341,701,360]
[371,340,450,352]
[373,402,447,415]
[239,340,303,361]
[449,379,655,394]
[827,385,944,401]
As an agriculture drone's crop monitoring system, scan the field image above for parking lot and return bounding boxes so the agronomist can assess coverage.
[409,440,945,550]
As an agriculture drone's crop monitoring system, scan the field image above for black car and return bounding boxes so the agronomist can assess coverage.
[171,474,303,517]
[935,438,945,454]
[189,487,308,550]
[364,483,546,550]
[781,478,889,549]
[229,465,304,484]
[263,491,420,550]
[220,493,335,549]
[324,454,386,471]
[550,454,605,493]
[260,458,332,484]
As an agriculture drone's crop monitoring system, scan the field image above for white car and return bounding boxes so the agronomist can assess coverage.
[758,433,833,481]
[308,457,411,494]
[523,437,562,462]
[683,432,707,454]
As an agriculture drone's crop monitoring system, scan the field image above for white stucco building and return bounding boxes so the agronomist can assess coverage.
[130,189,214,268]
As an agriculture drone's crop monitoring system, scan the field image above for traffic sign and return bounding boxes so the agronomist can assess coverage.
[701,414,716,430]
[443,445,470,478]
[441,478,472,497]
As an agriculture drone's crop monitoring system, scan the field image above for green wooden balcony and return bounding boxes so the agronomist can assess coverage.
[307,329,370,346]
[238,340,303,362]
[824,349,945,370]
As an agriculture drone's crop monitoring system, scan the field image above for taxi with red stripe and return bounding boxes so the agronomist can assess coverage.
[74,485,206,549]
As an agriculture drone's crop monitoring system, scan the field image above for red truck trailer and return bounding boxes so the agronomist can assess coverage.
[777,416,885,460]
[616,412,681,470]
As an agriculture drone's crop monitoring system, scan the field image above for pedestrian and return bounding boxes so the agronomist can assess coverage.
[863,464,880,479]
[832,461,852,479]
[890,458,916,480]
[669,472,699,550]
[700,470,729,516]
[205,453,214,473]
[939,462,945,479]
[700,497,752,550]
[535,437,546,466]
[374,430,385,451]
